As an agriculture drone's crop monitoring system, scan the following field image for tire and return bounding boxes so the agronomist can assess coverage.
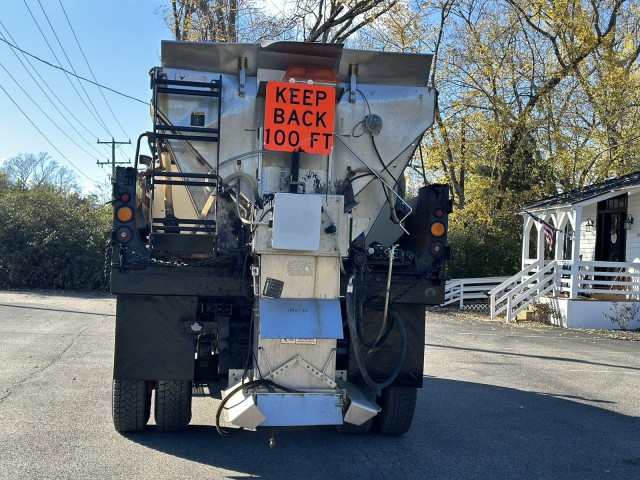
[372,386,417,435]
[112,379,151,433]
[154,380,192,432]
[336,417,373,434]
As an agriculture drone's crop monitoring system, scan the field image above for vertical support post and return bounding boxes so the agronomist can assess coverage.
[570,208,583,299]
[555,213,564,262]
[522,215,529,270]
[490,290,496,320]
[536,218,545,270]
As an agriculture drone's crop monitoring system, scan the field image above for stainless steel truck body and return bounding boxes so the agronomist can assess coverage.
[110,40,450,435]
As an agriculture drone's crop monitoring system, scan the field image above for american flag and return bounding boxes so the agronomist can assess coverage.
[526,211,554,251]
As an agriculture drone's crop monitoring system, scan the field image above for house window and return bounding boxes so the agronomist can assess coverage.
[603,195,627,210]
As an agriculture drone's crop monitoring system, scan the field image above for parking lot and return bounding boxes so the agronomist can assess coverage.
[0,291,638,479]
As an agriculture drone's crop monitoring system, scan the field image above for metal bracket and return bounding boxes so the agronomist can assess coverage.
[238,57,247,97]
[251,264,260,297]
[334,135,413,234]
[349,64,357,103]
[266,354,337,389]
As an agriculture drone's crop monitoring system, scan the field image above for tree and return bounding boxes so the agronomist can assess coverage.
[160,0,400,43]
[406,0,635,213]
[497,0,629,206]
[0,152,78,192]
[161,0,239,42]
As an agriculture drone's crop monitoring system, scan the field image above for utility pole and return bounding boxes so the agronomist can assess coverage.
[97,138,131,179]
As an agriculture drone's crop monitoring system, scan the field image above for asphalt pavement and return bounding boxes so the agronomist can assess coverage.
[0,291,638,479]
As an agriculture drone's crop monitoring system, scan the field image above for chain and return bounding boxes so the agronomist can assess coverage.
[391,274,430,302]
[390,263,443,302]
[119,245,237,268]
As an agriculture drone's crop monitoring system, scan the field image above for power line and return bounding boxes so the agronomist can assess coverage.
[0,21,110,161]
[58,0,132,145]
[22,0,111,137]
[34,0,113,136]
[0,37,148,105]
[0,58,106,162]
[0,83,100,186]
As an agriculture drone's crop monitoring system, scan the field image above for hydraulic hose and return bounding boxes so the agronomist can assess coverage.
[345,279,407,390]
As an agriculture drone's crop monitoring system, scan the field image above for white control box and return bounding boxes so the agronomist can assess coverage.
[272,193,322,251]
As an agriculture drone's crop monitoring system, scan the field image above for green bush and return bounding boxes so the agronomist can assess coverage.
[446,212,521,278]
[0,185,112,291]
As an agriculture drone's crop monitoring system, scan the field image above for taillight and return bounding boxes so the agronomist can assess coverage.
[116,206,134,223]
[112,168,140,248]
[430,221,446,237]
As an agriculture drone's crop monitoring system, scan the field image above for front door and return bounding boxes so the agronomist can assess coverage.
[595,194,627,263]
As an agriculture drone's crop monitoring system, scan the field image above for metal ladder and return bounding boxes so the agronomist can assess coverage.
[148,69,223,257]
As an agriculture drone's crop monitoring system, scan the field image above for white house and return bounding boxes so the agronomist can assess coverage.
[489,171,640,330]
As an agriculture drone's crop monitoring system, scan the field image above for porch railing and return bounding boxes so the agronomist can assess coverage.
[489,260,640,323]
[570,260,640,297]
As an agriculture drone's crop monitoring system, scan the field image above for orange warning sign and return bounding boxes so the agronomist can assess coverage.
[263,81,335,154]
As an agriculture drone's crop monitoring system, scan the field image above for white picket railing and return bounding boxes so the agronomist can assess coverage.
[489,260,640,323]
[570,260,640,297]
[443,277,510,309]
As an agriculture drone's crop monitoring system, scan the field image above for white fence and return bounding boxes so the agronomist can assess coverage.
[443,277,510,309]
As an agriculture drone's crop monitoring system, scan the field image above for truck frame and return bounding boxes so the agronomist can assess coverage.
[110,40,450,436]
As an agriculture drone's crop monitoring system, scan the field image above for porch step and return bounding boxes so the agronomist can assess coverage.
[516,308,536,321]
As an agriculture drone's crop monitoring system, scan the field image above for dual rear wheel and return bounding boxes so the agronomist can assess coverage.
[112,379,192,433]
[113,380,416,435]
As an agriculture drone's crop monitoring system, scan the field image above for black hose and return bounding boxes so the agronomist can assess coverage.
[345,285,406,390]
[356,305,394,349]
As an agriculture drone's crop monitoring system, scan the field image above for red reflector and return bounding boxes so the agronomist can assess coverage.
[115,227,133,243]
[434,208,444,218]
[120,193,131,203]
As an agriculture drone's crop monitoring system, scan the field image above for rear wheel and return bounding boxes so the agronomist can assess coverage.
[112,379,151,432]
[154,380,192,432]
[336,417,373,434]
[372,386,417,435]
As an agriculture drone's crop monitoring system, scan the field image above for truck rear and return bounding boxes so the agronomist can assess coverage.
[110,41,450,435]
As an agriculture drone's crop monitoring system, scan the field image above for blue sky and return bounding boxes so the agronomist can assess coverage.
[0,0,172,193]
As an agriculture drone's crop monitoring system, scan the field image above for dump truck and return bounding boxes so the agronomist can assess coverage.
[110,40,450,436]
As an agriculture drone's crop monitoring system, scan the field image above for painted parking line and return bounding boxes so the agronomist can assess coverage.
[568,369,637,373]
[457,332,553,338]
